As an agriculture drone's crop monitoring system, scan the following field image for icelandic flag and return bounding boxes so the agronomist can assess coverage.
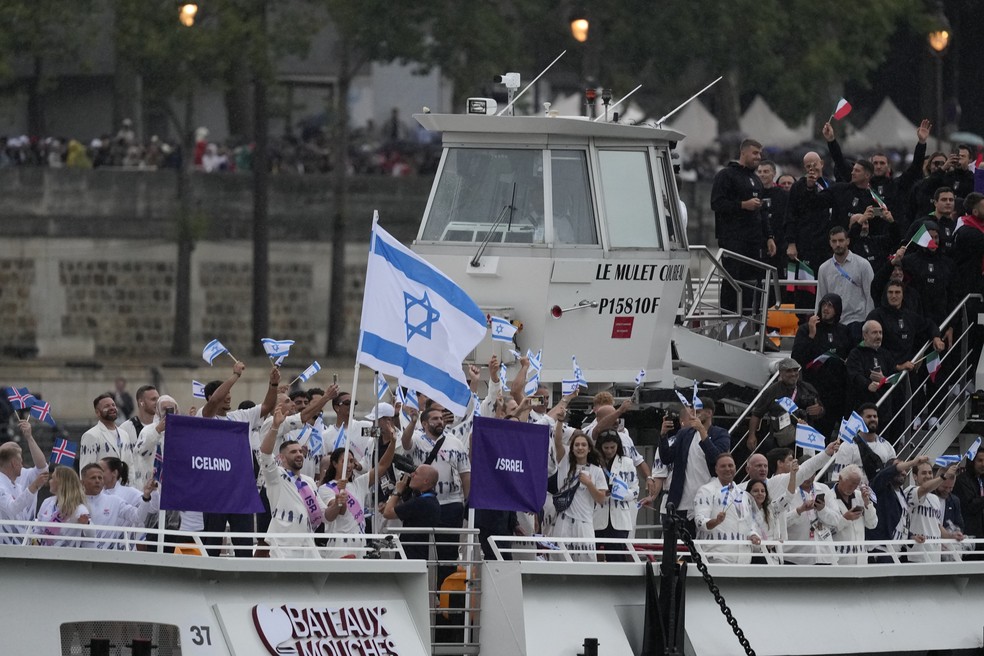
[635,369,646,386]
[571,355,587,388]
[49,438,77,468]
[376,373,390,400]
[297,361,321,383]
[5,387,36,411]
[692,380,703,410]
[202,339,229,365]
[153,445,164,483]
[965,436,982,462]
[935,454,962,468]
[261,338,294,365]
[795,423,826,451]
[30,401,56,426]
[910,224,938,251]
[469,417,549,513]
[925,350,942,383]
[832,98,852,120]
[159,415,263,513]
[490,316,518,343]
[192,380,206,399]
[357,217,487,417]
[777,396,799,414]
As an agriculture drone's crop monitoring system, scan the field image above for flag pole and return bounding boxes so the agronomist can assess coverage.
[225,351,239,364]
[342,210,380,481]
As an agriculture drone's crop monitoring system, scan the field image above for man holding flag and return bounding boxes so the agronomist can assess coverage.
[792,293,852,437]
[830,404,896,483]
[0,419,50,543]
[901,220,955,332]
[845,321,900,437]
[745,358,823,454]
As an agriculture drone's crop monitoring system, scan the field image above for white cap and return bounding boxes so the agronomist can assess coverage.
[365,402,395,421]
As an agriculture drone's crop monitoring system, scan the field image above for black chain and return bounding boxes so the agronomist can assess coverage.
[675,525,756,656]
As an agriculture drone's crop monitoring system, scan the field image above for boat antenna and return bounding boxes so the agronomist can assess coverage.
[654,76,723,127]
[593,84,642,122]
[496,50,567,117]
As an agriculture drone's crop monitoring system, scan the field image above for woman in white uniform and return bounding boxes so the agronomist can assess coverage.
[34,466,91,548]
[593,429,639,562]
[318,428,396,558]
[551,429,607,562]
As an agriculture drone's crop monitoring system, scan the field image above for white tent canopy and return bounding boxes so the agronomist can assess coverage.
[665,99,718,152]
[857,98,919,149]
[739,95,812,148]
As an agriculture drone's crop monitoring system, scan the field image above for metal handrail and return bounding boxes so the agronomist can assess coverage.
[683,246,783,353]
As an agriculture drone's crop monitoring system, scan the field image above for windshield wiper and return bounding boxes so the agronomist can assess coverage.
[470,182,517,268]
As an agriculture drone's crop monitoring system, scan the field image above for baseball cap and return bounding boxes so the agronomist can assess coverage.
[365,402,395,421]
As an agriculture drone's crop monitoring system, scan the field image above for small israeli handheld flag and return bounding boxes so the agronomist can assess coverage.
[571,355,587,388]
[692,380,703,410]
[490,316,518,343]
[795,424,826,451]
[261,338,294,365]
[634,369,646,386]
[297,361,321,383]
[674,390,691,407]
[777,397,798,414]
[376,373,390,400]
[610,476,630,501]
[202,339,229,365]
[965,436,982,462]
[192,380,206,400]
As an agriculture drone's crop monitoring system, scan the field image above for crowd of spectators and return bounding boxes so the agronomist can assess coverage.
[0,109,440,177]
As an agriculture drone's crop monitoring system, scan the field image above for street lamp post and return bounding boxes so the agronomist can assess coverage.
[569,11,592,118]
[928,11,951,150]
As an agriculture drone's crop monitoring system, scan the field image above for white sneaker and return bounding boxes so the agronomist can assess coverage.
[927,417,940,429]
[912,417,923,431]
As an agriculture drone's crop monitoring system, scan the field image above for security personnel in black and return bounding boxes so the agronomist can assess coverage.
[711,138,776,313]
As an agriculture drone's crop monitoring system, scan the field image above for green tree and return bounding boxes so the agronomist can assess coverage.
[0,0,98,135]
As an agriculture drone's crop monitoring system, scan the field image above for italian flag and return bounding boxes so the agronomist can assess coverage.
[807,350,837,371]
[832,98,852,120]
[797,261,816,293]
[786,261,816,293]
[878,372,903,389]
[926,350,941,382]
[869,188,887,210]
[910,223,938,251]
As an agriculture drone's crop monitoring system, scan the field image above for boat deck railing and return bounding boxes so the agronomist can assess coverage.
[488,535,984,567]
[0,520,483,656]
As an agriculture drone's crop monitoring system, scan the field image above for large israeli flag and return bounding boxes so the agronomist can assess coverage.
[357,218,486,416]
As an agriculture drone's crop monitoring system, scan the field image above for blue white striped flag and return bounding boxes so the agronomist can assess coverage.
[935,454,962,467]
[571,355,587,388]
[376,373,390,400]
[839,411,867,442]
[634,370,646,386]
[965,436,982,462]
[674,390,691,407]
[692,380,703,410]
[297,361,321,383]
[473,393,482,419]
[357,217,487,417]
[333,424,346,450]
[795,423,826,451]
[490,316,518,343]
[308,424,324,456]
[562,379,579,395]
[499,362,509,387]
[202,339,229,365]
[610,476,629,501]
[192,380,206,399]
[777,396,798,414]
[261,338,294,365]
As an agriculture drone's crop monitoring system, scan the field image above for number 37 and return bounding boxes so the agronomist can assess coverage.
[190,625,212,646]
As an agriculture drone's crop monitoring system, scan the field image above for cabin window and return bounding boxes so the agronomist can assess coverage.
[421,148,544,244]
[598,150,663,249]
[655,153,686,248]
[550,150,598,245]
